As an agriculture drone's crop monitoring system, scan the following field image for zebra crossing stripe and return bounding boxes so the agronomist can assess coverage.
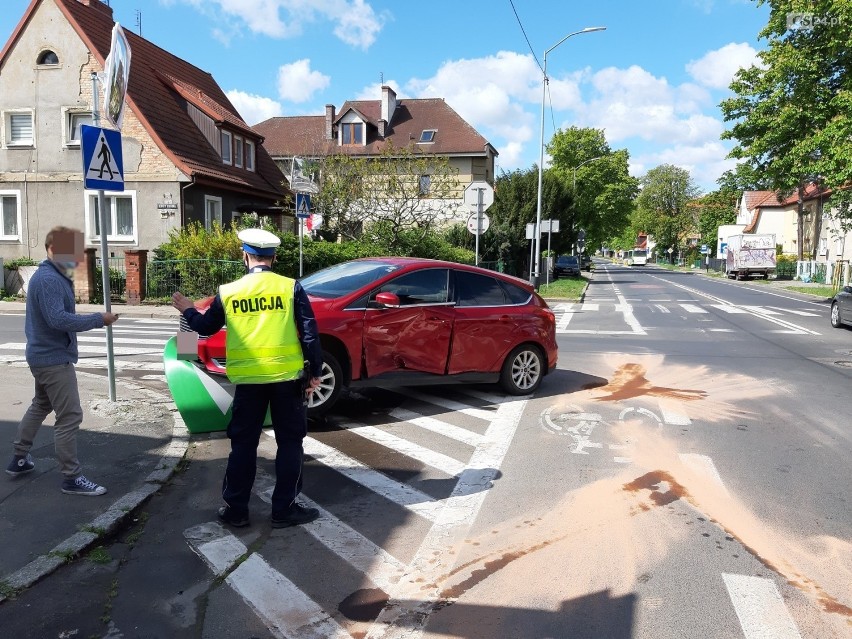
[301,437,439,520]
[253,466,407,593]
[337,422,466,476]
[78,335,168,345]
[388,407,482,447]
[184,522,351,639]
[722,573,802,639]
[0,343,163,356]
[402,389,501,421]
[680,304,707,313]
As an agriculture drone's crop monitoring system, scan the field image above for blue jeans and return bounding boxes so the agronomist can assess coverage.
[222,380,307,517]
[14,363,83,478]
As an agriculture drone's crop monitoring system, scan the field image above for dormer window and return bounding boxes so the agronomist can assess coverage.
[341,122,363,145]
[419,129,436,143]
[37,50,59,65]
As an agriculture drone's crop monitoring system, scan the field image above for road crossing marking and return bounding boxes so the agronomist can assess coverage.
[654,304,670,313]
[402,389,500,421]
[680,304,707,313]
[0,343,163,356]
[388,407,483,447]
[78,335,168,345]
[185,522,352,639]
[767,306,819,316]
[337,422,466,476]
[722,573,803,639]
[301,436,440,521]
[254,467,407,593]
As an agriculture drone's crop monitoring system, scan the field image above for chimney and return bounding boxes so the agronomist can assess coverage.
[381,85,396,125]
[76,0,114,18]
[378,119,386,138]
[325,104,335,141]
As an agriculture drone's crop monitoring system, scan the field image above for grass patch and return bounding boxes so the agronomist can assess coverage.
[48,549,76,563]
[780,285,837,298]
[0,580,18,599]
[538,276,587,300]
[87,546,112,565]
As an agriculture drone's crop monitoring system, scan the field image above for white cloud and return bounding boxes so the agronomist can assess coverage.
[176,0,386,48]
[276,59,330,103]
[686,42,759,89]
[226,90,282,125]
[633,141,738,191]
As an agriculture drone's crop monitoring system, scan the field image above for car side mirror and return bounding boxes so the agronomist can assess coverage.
[374,292,401,308]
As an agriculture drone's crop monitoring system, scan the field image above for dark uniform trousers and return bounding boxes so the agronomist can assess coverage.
[222,379,307,517]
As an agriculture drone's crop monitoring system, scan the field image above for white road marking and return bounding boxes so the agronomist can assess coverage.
[767,307,819,317]
[388,407,482,447]
[185,523,352,639]
[677,453,728,494]
[658,399,692,426]
[402,390,498,422]
[742,305,781,316]
[722,573,802,639]
[712,305,749,314]
[654,304,670,313]
[254,466,407,593]
[365,397,528,639]
[709,328,735,332]
[680,304,707,314]
[581,302,600,311]
[301,437,439,521]
[337,422,466,476]
[0,343,163,355]
[78,335,168,345]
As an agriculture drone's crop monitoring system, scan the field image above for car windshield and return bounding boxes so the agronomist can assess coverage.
[300,260,402,299]
[558,256,578,265]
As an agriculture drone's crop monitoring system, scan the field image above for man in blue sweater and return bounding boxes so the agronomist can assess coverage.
[5,227,119,495]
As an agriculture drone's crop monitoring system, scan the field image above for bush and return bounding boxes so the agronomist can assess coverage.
[4,257,39,270]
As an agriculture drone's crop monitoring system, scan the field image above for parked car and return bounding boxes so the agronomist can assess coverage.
[554,255,580,277]
[580,254,593,271]
[830,285,852,329]
[181,257,559,417]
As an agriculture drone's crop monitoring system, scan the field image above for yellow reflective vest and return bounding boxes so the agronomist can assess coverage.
[219,271,304,384]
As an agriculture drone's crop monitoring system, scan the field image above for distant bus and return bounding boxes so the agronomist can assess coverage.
[624,249,647,266]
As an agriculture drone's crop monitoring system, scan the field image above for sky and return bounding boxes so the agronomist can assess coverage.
[1,0,773,193]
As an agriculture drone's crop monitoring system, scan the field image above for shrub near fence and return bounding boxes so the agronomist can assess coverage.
[146,259,244,300]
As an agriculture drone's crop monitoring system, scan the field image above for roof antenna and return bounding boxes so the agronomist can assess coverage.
[135,9,142,36]
[380,72,383,85]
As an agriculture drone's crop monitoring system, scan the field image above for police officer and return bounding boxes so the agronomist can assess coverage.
[172,228,323,528]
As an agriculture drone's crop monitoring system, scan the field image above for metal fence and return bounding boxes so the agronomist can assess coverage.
[146,259,244,300]
[93,257,126,303]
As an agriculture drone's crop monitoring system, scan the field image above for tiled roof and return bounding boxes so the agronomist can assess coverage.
[1,0,286,199]
[255,98,494,159]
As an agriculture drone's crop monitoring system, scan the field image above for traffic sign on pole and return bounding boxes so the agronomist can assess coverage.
[464,181,494,210]
[81,125,124,191]
[295,193,311,218]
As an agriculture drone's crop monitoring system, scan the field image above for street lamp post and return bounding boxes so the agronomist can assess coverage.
[533,26,605,289]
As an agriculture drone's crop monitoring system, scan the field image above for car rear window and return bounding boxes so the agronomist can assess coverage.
[499,280,533,304]
[455,270,508,307]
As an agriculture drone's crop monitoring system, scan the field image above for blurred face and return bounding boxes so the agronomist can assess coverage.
[48,230,84,274]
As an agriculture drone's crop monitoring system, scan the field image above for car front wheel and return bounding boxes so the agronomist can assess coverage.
[307,351,343,417]
[830,302,842,328]
[500,344,544,395]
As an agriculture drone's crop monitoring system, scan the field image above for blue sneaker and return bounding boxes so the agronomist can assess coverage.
[61,475,107,496]
[6,454,34,476]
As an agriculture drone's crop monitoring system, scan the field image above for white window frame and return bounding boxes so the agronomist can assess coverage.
[221,130,232,165]
[0,190,23,241]
[234,135,243,168]
[62,108,92,147]
[204,195,223,230]
[3,109,35,147]
[83,189,138,244]
[245,140,255,171]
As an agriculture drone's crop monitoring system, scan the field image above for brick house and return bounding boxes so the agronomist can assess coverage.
[0,0,289,271]
[253,85,497,225]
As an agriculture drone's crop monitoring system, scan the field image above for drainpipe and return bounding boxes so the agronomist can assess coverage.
[180,176,195,227]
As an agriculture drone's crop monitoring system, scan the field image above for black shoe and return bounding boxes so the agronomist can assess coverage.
[217,505,250,528]
[271,502,319,528]
[6,454,35,477]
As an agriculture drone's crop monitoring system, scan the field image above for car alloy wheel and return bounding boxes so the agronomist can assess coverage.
[831,302,842,328]
[307,351,343,416]
[500,344,544,395]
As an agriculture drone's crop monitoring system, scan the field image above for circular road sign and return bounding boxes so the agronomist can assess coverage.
[467,212,490,235]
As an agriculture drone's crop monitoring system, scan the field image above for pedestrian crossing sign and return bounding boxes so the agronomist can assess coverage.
[295,193,311,219]
[81,125,124,191]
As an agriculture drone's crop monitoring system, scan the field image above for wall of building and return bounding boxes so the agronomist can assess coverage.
[0,0,184,260]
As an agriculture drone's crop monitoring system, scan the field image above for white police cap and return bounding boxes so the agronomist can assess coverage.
[238,228,280,256]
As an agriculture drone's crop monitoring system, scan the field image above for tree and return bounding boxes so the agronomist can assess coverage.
[634,164,701,258]
[720,0,852,259]
[691,189,738,257]
[312,142,461,250]
[548,127,638,255]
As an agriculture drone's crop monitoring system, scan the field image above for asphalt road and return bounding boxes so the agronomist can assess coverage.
[0,264,849,638]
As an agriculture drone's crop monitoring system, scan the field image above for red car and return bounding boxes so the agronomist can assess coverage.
[190,257,558,416]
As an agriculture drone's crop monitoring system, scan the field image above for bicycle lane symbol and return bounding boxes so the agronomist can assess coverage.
[540,404,664,463]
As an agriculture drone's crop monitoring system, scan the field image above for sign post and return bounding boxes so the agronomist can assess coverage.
[464,181,494,266]
[82,23,130,402]
[295,193,311,276]
[543,219,560,285]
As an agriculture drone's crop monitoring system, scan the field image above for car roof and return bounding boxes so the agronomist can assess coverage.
[348,256,535,291]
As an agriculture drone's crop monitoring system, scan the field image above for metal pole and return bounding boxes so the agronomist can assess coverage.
[546,221,552,285]
[298,213,303,277]
[475,189,483,266]
[533,53,547,290]
[91,72,116,401]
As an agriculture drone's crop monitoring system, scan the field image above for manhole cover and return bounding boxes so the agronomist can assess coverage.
[834,361,852,368]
